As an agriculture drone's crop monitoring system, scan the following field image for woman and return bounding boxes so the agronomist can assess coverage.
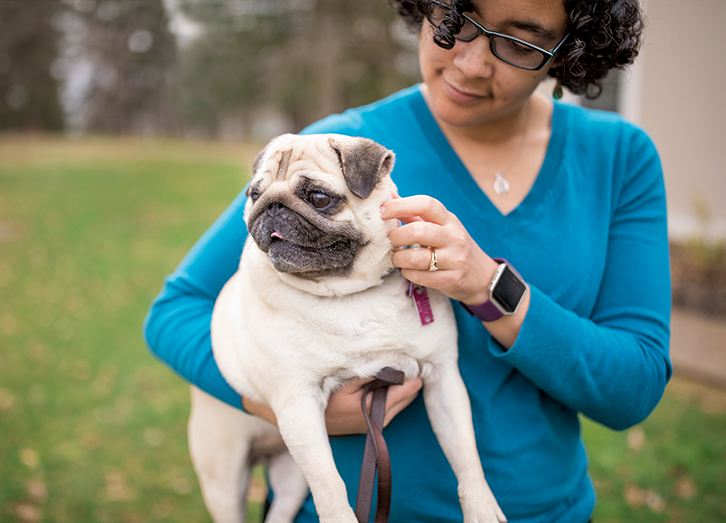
[144,0,671,521]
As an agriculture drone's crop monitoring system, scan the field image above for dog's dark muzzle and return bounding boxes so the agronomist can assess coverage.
[248,203,363,278]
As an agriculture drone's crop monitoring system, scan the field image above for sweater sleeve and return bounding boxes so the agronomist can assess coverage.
[490,126,672,431]
[143,190,249,408]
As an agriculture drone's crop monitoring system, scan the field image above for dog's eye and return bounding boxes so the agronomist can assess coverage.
[250,191,260,202]
[309,192,331,209]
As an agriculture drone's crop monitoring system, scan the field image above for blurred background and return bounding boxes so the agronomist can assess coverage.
[0,0,724,522]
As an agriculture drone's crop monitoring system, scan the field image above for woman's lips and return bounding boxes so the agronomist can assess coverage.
[443,79,487,104]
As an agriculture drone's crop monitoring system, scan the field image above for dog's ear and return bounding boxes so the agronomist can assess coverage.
[329,137,395,200]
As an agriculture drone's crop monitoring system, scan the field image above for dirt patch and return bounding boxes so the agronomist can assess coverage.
[670,241,726,318]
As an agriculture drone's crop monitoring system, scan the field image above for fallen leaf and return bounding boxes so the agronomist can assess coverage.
[25,340,52,364]
[624,484,646,507]
[645,490,666,513]
[172,477,192,495]
[627,427,646,450]
[675,476,697,499]
[0,312,19,336]
[81,431,101,449]
[15,503,41,522]
[26,479,48,503]
[623,484,666,513]
[0,388,15,410]
[143,427,164,447]
[105,472,136,501]
[0,221,22,243]
[19,448,40,469]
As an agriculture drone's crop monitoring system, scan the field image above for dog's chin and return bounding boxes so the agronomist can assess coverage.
[266,238,360,280]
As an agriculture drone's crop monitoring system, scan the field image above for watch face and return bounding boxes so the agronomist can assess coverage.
[492,265,527,313]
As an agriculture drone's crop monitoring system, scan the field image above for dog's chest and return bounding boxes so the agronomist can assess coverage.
[248,272,449,365]
[291,288,428,357]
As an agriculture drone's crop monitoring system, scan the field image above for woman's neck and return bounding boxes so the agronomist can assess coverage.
[420,85,555,215]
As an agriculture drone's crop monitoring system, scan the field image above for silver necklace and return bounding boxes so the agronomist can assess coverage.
[493,103,532,197]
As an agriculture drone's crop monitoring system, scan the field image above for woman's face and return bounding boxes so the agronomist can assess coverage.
[419,0,568,129]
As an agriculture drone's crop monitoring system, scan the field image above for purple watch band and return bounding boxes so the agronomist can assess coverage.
[459,258,514,322]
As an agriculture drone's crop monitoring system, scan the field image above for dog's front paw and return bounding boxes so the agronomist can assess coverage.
[318,512,358,523]
[461,491,507,523]
[463,505,507,523]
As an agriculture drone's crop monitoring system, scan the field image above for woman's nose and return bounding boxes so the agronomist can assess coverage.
[452,36,495,79]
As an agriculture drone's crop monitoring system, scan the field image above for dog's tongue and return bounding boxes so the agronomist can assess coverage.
[271,231,285,240]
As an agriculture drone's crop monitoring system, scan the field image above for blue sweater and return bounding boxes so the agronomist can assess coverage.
[144,85,671,522]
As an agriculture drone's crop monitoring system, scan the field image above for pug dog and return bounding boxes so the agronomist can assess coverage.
[188,134,506,523]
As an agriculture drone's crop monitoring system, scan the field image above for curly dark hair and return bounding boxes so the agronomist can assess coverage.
[388,0,644,98]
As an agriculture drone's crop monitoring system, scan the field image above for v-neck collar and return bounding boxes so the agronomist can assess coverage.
[409,85,568,230]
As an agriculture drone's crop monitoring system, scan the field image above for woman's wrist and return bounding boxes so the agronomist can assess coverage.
[460,255,500,306]
[459,258,530,349]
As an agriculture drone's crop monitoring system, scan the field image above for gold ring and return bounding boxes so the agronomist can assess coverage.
[428,248,439,272]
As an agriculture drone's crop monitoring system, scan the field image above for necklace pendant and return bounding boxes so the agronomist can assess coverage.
[494,172,510,196]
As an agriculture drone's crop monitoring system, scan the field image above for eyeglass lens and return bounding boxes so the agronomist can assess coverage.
[427,2,546,69]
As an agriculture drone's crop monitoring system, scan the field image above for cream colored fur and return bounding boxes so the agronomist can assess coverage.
[188,134,506,523]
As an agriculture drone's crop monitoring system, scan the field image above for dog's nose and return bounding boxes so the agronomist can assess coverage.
[265,202,284,217]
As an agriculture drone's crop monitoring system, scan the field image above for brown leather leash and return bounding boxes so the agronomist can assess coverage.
[355,367,405,523]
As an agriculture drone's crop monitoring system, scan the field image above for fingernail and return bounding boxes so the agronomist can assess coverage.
[379,205,386,216]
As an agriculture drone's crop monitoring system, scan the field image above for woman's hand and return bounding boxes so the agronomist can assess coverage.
[324,376,423,435]
[380,195,530,350]
[242,376,423,436]
[380,195,498,305]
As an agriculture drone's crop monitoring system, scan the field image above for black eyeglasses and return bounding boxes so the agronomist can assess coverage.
[426,0,569,71]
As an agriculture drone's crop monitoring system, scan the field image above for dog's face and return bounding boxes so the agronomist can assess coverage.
[244,134,398,294]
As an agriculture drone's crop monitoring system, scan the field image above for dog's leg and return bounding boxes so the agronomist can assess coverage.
[422,363,507,523]
[272,394,358,523]
[188,386,253,523]
[264,451,309,523]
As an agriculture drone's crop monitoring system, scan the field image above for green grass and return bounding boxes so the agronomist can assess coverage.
[1,136,725,522]
[583,377,726,522]
[0,136,259,523]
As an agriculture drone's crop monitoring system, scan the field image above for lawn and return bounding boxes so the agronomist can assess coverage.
[0,136,724,523]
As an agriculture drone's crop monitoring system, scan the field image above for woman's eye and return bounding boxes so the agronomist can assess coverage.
[309,192,332,209]
[501,39,536,55]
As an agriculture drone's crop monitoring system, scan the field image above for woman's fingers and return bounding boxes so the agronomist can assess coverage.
[246,375,423,437]
[389,220,444,250]
[381,195,452,227]
[325,376,422,436]
[383,376,422,428]
[325,377,374,435]
[391,246,441,272]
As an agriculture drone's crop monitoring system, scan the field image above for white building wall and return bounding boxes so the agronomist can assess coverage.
[634,0,726,241]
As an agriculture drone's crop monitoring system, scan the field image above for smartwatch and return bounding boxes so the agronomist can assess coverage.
[460,258,528,322]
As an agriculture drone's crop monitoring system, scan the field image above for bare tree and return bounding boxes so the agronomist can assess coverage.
[58,0,178,134]
[0,0,65,131]
[172,0,420,138]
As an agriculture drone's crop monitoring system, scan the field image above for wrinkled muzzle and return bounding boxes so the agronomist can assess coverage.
[248,202,364,278]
